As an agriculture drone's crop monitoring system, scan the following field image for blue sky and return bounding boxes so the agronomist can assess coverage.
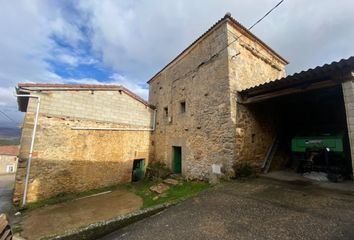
[1,0,354,127]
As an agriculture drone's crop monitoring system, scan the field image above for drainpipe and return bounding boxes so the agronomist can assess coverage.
[71,109,157,131]
[15,93,41,207]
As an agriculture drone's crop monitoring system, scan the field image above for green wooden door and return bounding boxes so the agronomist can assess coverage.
[173,147,182,174]
[132,159,145,181]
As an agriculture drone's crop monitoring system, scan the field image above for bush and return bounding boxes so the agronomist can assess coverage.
[232,162,257,179]
[145,161,172,181]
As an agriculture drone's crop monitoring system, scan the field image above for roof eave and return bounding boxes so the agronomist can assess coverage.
[147,14,288,84]
[16,83,154,110]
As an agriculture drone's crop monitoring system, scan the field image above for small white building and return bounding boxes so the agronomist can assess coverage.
[0,146,19,174]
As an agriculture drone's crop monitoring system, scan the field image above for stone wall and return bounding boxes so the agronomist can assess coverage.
[227,21,287,169]
[14,89,153,203]
[14,114,152,203]
[0,155,17,174]
[149,22,234,180]
[148,19,288,179]
[342,73,354,175]
[26,90,153,127]
[235,103,278,170]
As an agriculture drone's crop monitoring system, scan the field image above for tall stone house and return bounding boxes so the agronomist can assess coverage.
[148,14,287,180]
[14,14,354,204]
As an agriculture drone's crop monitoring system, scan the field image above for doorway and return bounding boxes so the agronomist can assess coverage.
[173,146,182,174]
[132,159,145,182]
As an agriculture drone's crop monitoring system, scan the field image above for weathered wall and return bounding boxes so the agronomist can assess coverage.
[227,22,287,168]
[26,90,153,127]
[235,103,278,170]
[14,89,153,203]
[149,22,234,180]
[0,155,17,174]
[149,19,288,179]
[14,114,152,203]
[342,72,354,175]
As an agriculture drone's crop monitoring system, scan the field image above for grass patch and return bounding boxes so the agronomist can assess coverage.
[22,184,120,211]
[127,180,210,209]
[20,180,210,212]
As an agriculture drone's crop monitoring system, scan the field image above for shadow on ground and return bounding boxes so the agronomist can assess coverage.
[101,178,354,240]
[21,189,142,240]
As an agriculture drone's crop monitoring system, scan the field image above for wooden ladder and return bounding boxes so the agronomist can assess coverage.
[262,135,280,174]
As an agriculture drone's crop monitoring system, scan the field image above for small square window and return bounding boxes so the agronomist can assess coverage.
[6,165,14,173]
[180,101,186,113]
[163,106,168,117]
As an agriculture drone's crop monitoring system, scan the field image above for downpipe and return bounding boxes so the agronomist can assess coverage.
[14,93,41,207]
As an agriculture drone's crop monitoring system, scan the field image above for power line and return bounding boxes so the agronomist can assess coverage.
[224,0,285,55]
[248,0,284,31]
[171,1,285,84]
[0,109,18,124]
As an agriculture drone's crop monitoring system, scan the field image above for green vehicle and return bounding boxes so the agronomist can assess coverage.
[291,131,351,178]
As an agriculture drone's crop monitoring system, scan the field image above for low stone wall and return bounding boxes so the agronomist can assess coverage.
[14,113,152,203]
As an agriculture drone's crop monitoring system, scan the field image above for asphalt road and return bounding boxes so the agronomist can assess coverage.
[101,178,354,240]
[0,174,15,213]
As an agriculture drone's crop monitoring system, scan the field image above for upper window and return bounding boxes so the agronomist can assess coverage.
[163,106,168,117]
[180,101,186,113]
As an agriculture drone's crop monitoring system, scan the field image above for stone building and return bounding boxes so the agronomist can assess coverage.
[149,13,354,180]
[148,14,287,180]
[14,13,354,204]
[14,83,154,203]
[0,145,19,174]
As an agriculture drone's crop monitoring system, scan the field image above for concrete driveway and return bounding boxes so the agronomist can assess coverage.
[0,174,15,213]
[101,178,354,240]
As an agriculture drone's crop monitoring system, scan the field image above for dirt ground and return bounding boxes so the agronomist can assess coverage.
[101,178,354,240]
[0,173,15,213]
[21,189,142,240]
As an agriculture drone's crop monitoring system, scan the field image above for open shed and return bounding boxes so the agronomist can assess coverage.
[238,57,354,181]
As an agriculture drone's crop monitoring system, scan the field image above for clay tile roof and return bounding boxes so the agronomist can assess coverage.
[147,13,288,84]
[0,145,19,156]
[18,83,122,89]
[17,83,155,109]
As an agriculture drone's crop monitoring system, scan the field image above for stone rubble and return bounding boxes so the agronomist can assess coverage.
[149,183,170,194]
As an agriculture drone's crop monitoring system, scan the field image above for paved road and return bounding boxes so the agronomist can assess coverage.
[101,178,354,240]
[0,174,15,213]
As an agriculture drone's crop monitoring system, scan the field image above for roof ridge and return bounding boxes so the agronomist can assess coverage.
[17,83,154,109]
[147,13,288,84]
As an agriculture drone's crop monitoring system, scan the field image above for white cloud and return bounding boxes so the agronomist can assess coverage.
[75,0,354,76]
[57,54,79,66]
[1,0,354,127]
[110,73,148,100]
[0,87,15,107]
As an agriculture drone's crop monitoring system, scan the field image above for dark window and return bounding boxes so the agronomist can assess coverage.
[163,106,168,117]
[180,101,186,113]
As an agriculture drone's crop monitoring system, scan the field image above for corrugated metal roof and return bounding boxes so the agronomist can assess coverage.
[241,56,354,96]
